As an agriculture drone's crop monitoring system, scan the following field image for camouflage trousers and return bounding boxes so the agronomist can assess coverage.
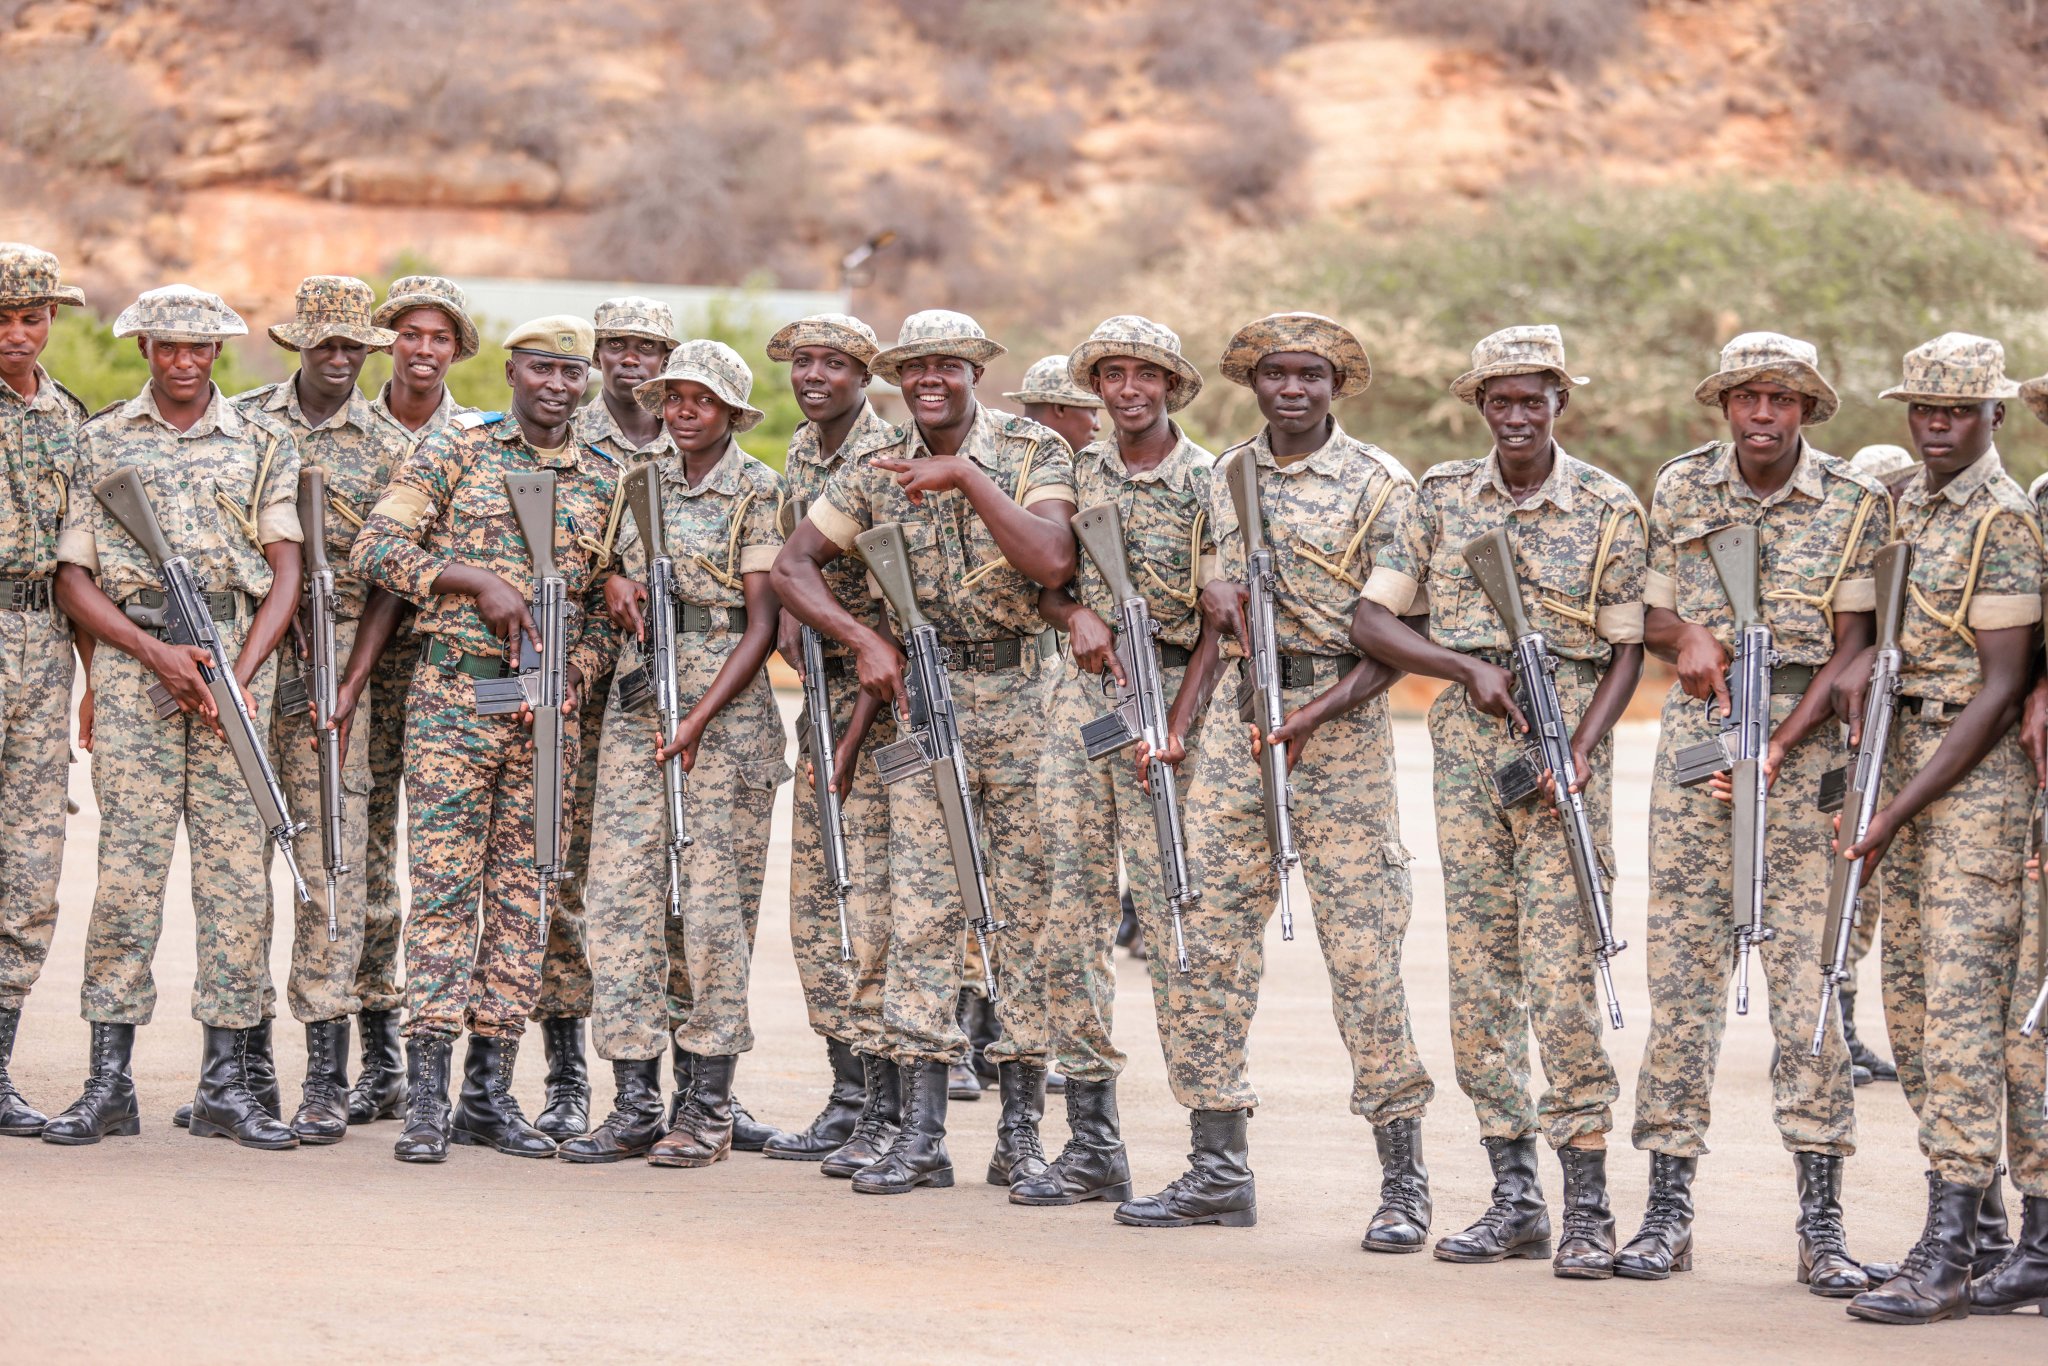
[80,621,278,1027]
[581,667,784,1061]
[1175,665,1432,1121]
[1880,716,2031,1189]
[532,672,604,1021]
[355,621,413,1014]
[399,658,574,1041]
[1429,669,1618,1149]
[879,657,1048,1067]
[1632,685,1857,1158]
[1035,660,1200,1083]
[2005,850,2047,1197]
[0,609,75,1011]
[260,617,373,1023]
[789,655,893,1053]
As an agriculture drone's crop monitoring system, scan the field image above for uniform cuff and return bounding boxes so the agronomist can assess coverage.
[1195,553,1220,589]
[1967,592,2042,631]
[1644,569,1677,611]
[808,501,863,552]
[1361,565,1419,616]
[738,544,779,575]
[1596,602,1644,645]
[1832,577,1875,613]
[257,502,304,545]
[54,527,99,574]
[1021,483,1075,509]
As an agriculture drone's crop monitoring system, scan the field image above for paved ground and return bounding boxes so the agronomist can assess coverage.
[2,701,2039,1363]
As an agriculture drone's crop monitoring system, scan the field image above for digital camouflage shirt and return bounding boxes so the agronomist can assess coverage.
[58,382,302,603]
[366,382,470,448]
[1209,419,1413,657]
[783,399,896,656]
[349,410,621,687]
[809,402,1075,644]
[1067,425,1217,653]
[0,364,86,581]
[1365,445,1645,664]
[1645,439,1892,668]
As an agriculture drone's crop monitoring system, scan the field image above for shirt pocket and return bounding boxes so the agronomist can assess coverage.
[1668,517,1728,619]
[1425,541,1487,639]
[1527,555,1599,656]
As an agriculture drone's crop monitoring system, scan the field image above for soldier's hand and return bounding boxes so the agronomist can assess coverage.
[476,574,541,654]
[657,714,703,771]
[1537,744,1594,807]
[1673,624,1731,719]
[873,455,970,506]
[142,639,219,728]
[1068,609,1121,683]
[2023,676,2048,788]
[1264,707,1319,768]
[328,676,364,757]
[777,609,806,679]
[1842,807,1898,873]
[1832,645,1877,747]
[1705,737,1784,804]
[77,687,95,753]
[853,635,909,720]
[1463,661,1527,731]
[830,728,861,801]
[1134,730,1186,791]
[606,575,650,642]
[1200,579,1250,644]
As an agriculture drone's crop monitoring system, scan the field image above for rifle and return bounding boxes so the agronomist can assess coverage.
[613,462,693,919]
[1464,526,1627,1029]
[1811,542,1911,1057]
[2025,636,2048,1070]
[788,496,853,962]
[1671,524,1777,1015]
[1072,501,1197,972]
[298,467,347,940]
[471,472,567,921]
[856,521,1004,1004]
[94,465,311,908]
[1224,452,1297,941]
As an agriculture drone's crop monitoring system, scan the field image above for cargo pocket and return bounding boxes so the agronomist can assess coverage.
[1954,844,2022,886]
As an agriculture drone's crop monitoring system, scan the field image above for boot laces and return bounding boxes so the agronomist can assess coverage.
[1804,1208,1850,1258]
[1006,1124,1047,1165]
[1639,1187,1688,1238]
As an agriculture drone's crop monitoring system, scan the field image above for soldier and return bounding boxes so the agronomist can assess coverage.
[1843,335,2042,1325]
[45,285,304,1150]
[1118,313,1428,1230]
[755,313,903,1168]
[560,342,789,1166]
[1614,333,1890,1291]
[0,244,87,1139]
[1004,355,1101,471]
[526,296,679,1145]
[349,275,478,1125]
[350,316,620,1164]
[1351,326,1643,1275]
[1015,315,1215,1206]
[772,310,1077,1195]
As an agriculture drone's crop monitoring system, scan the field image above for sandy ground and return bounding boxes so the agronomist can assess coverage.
[2,700,2039,1364]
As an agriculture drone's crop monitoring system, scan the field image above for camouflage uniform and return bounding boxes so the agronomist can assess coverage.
[355,380,472,1013]
[0,351,83,1013]
[349,411,619,1041]
[1880,444,2041,1189]
[2015,468,2048,1198]
[583,436,788,1060]
[783,398,899,1054]
[1364,446,1644,1148]
[808,403,1075,1065]
[1038,424,1216,1081]
[57,381,302,1027]
[1632,438,1891,1158]
[1173,421,1433,1121]
[232,371,409,1024]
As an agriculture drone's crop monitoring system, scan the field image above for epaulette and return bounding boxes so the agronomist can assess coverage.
[1572,458,1642,508]
[2028,469,2048,503]
[48,376,89,418]
[1812,451,1890,500]
[86,399,125,422]
[1657,440,1721,477]
[1418,458,1473,483]
[455,410,500,430]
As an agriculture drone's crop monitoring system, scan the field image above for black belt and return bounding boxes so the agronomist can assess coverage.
[1277,652,1358,689]
[1899,695,1959,721]
[0,576,51,612]
[677,603,746,634]
[420,637,511,680]
[1158,643,1193,669]
[125,587,245,626]
[1472,649,1596,685]
[1773,662,1816,696]
[946,637,1031,672]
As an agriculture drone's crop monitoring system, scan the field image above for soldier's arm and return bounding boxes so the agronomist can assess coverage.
[331,585,405,750]
[1776,611,1874,759]
[233,539,304,690]
[657,569,781,765]
[1038,582,1119,680]
[1265,615,1422,768]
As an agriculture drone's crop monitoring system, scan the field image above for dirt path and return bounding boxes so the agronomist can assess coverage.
[1,710,2036,1363]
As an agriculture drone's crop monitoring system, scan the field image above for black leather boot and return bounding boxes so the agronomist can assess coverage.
[1847,1172,1983,1324]
[40,1022,139,1145]
[965,989,1000,1086]
[667,1039,693,1128]
[1976,1167,2017,1277]
[1615,1153,1697,1279]
[450,1034,557,1158]
[1795,1152,1869,1296]
[1114,1108,1256,1228]
[1553,1146,1617,1278]
[189,1026,298,1150]
[764,1037,865,1161]
[394,1036,454,1163]
[948,990,983,1101]
[557,1059,665,1163]
[246,1018,281,1118]
[986,1060,1049,1186]
[1435,1136,1551,1262]
[1010,1077,1132,1206]
[1971,1194,2048,1314]
[0,1005,48,1136]
[1362,1117,1432,1253]
[534,1017,590,1141]
[821,1052,901,1179]
[649,1053,735,1167]
[852,1060,955,1194]
[1838,986,1895,1084]
[291,1018,352,1145]
[347,1009,406,1124]
[728,1059,784,1152]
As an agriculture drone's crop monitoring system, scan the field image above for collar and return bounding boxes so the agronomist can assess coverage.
[1250,417,1372,480]
[662,438,747,498]
[1470,443,1579,512]
[577,392,674,459]
[1082,422,1199,492]
[791,399,891,467]
[1903,443,2004,509]
[1707,437,1827,506]
[268,375,370,435]
[372,382,462,435]
[122,382,243,438]
[0,364,58,412]
[905,402,1004,469]
[487,412,582,469]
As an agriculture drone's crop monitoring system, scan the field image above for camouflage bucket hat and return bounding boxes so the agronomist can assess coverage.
[2021,374,2048,427]
[1692,331,1839,424]
[112,284,248,342]
[1450,324,1589,404]
[1003,354,1104,409]
[766,312,880,368]
[269,275,397,353]
[1067,314,1205,413]
[373,275,480,361]
[1219,311,1371,398]
[1879,332,2022,405]
[593,295,679,345]
[869,309,1006,385]
[634,338,765,432]
[1849,444,1916,478]
[0,243,85,308]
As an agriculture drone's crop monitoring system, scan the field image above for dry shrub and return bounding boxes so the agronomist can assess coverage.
[1379,0,1643,76]
[770,0,871,66]
[1131,7,1301,89]
[0,43,172,180]
[845,169,994,303]
[1184,91,1306,217]
[893,0,1058,60]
